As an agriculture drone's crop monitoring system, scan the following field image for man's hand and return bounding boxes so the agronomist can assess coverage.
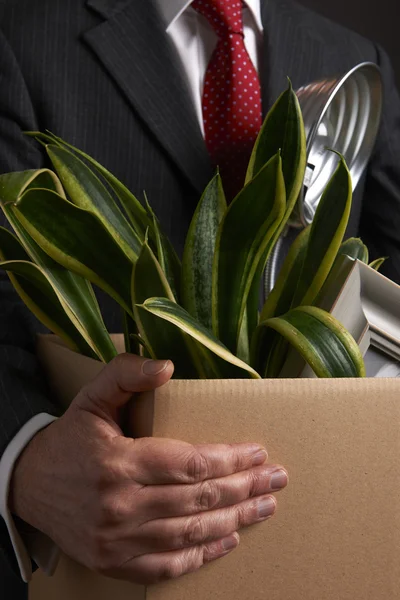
[9,354,288,584]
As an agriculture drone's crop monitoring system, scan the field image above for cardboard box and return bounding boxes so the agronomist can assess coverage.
[30,334,400,600]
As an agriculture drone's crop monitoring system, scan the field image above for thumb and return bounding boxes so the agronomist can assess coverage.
[74,353,174,417]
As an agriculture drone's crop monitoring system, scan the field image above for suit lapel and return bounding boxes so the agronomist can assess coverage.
[260,0,328,112]
[84,0,336,195]
[84,0,213,195]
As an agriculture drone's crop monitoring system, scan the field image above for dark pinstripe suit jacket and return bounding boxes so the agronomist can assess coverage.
[0,0,400,581]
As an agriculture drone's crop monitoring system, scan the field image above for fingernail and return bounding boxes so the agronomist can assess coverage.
[258,496,276,519]
[142,360,170,376]
[270,469,288,491]
[252,448,268,466]
[222,534,239,551]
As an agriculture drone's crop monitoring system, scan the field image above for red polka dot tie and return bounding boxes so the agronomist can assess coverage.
[192,0,262,201]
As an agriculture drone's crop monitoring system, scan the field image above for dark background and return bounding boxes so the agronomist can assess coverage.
[299,0,400,87]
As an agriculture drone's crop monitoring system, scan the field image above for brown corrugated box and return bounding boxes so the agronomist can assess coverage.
[30,334,400,600]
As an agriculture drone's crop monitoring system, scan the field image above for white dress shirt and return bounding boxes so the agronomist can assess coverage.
[0,0,263,582]
[159,0,263,134]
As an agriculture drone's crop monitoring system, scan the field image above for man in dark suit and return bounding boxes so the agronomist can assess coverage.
[0,0,399,596]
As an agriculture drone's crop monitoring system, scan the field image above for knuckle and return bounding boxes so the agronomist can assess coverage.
[202,541,223,564]
[196,480,220,511]
[231,446,243,472]
[98,493,129,526]
[186,545,207,573]
[247,469,262,498]
[233,503,247,529]
[92,555,116,576]
[78,381,101,408]
[182,515,207,547]
[110,352,133,371]
[90,456,119,490]
[160,556,186,580]
[87,531,115,575]
[184,448,209,483]
[162,547,204,580]
[157,545,210,582]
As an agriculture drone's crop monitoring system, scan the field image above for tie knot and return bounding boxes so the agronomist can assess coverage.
[192,0,244,38]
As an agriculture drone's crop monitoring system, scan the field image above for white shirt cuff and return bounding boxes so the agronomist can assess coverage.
[0,413,61,582]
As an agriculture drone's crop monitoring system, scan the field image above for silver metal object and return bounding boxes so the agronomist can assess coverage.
[264,62,383,297]
[296,61,382,227]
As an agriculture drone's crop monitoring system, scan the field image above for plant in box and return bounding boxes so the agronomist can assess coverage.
[0,83,374,378]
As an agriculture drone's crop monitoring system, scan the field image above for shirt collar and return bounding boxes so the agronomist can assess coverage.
[156,0,263,33]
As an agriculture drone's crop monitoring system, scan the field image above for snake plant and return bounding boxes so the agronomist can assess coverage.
[0,82,369,378]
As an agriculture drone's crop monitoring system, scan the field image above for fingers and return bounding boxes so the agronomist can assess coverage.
[131,493,276,555]
[126,437,268,485]
[111,534,240,584]
[142,464,288,519]
[74,353,174,415]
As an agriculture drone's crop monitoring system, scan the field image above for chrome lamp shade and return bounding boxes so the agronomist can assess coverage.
[264,62,383,295]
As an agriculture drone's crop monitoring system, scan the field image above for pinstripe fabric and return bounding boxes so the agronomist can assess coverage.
[0,0,399,584]
[260,0,400,280]
[84,0,213,195]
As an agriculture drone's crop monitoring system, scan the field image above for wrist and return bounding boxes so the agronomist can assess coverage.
[9,423,54,533]
[0,413,58,581]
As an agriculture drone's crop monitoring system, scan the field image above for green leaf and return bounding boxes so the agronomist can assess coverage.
[182,172,226,330]
[0,171,117,362]
[143,193,181,301]
[260,306,365,378]
[261,226,311,322]
[0,259,98,359]
[337,237,369,263]
[292,154,352,307]
[140,297,261,380]
[369,257,387,271]
[243,83,307,356]
[0,227,96,357]
[12,187,134,315]
[213,153,285,353]
[263,336,289,378]
[132,241,203,378]
[46,144,142,262]
[28,131,151,237]
[122,309,140,355]
[246,80,306,227]
[0,168,66,200]
[130,333,152,356]
[252,226,311,375]
[236,305,252,363]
